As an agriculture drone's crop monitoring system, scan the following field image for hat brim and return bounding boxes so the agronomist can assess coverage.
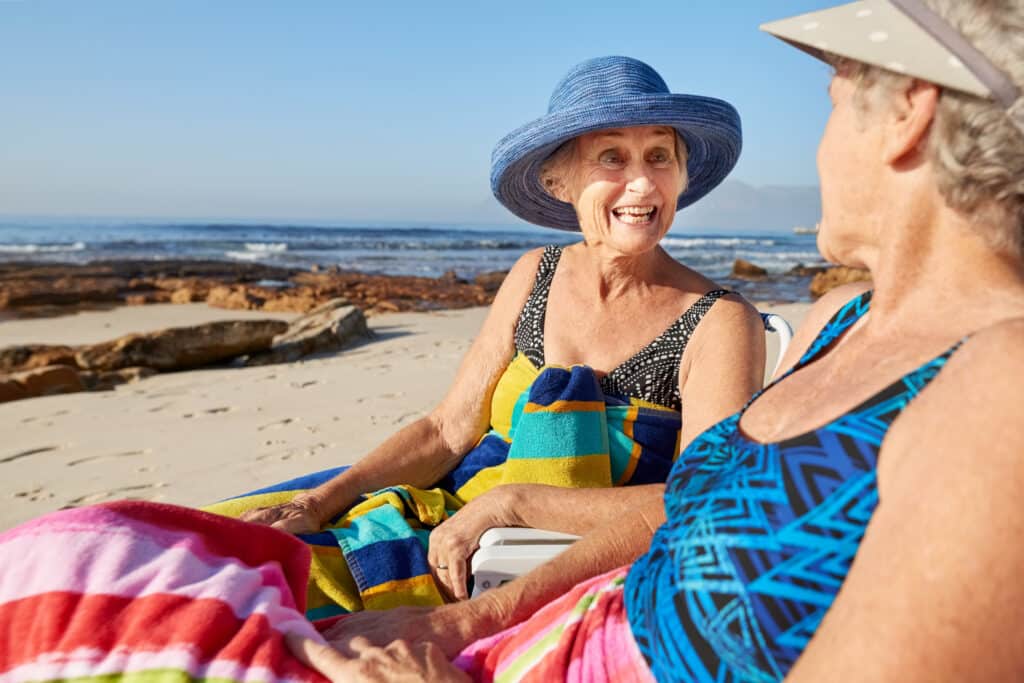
[760,0,990,98]
[490,93,742,231]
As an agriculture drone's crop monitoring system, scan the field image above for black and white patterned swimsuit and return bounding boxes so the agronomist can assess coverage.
[513,245,729,412]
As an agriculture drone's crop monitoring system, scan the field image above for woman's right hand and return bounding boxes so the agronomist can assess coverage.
[240,494,324,534]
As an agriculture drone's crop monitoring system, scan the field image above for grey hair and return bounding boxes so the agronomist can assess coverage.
[836,0,1024,254]
[538,133,690,203]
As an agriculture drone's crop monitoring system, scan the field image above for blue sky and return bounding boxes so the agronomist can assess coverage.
[1,1,839,225]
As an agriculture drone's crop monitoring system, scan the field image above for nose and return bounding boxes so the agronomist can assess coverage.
[624,161,655,196]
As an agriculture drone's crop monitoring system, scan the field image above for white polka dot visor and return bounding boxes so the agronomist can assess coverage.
[761,0,998,99]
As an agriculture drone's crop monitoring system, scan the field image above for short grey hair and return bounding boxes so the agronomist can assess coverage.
[538,132,690,203]
[835,0,1024,254]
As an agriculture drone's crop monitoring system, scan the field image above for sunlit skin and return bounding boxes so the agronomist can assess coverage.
[554,126,686,258]
[815,71,887,268]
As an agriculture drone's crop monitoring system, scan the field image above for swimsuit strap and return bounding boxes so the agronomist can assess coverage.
[513,244,563,367]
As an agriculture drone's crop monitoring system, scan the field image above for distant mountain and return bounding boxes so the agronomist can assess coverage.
[457,180,821,232]
[674,181,821,233]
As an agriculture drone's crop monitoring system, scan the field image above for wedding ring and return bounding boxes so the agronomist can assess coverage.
[435,564,449,570]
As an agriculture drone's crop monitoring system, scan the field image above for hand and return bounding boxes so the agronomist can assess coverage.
[319,602,486,659]
[286,633,469,683]
[429,486,519,600]
[240,494,323,534]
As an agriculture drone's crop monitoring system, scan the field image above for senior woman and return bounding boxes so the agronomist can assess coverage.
[225,55,765,611]
[284,0,1024,680]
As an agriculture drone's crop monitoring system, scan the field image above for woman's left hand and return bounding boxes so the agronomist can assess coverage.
[286,633,469,683]
[429,486,520,601]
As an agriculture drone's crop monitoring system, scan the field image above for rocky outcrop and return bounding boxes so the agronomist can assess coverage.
[244,299,372,366]
[75,320,288,371]
[474,271,508,293]
[809,266,872,298]
[731,259,768,279]
[0,365,85,402]
[79,366,158,391]
[0,260,497,317]
[0,345,79,373]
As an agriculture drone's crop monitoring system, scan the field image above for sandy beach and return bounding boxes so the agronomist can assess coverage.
[0,301,807,532]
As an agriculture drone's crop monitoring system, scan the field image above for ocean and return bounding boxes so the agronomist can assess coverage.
[0,219,827,302]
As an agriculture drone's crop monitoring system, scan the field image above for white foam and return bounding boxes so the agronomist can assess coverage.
[0,241,86,254]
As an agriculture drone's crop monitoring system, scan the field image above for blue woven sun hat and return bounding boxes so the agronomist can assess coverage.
[491,56,742,231]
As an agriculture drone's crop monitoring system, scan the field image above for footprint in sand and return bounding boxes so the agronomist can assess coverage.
[290,379,321,389]
[392,412,421,425]
[13,486,55,502]
[63,482,167,508]
[0,446,60,464]
[258,418,297,431]
[66,450,149,467]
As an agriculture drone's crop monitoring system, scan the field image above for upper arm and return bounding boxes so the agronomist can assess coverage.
[677,293,765,450]
[787,321,1024,682]
[429,248,543,456]
[772,281,873,379]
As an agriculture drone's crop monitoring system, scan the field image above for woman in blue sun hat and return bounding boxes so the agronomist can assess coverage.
[239,55,765,606]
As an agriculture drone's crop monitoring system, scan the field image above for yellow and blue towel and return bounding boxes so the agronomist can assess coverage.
[206,356,681,619]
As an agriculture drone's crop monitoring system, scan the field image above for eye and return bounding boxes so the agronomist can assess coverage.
[647,147,672,165]
[598,149,625,167]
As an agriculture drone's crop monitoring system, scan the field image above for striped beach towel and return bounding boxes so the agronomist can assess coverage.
[206,360,681,619]
[0,501,326,683]
[455,565,654,682]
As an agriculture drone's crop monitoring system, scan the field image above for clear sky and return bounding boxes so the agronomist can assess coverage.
[1,0,840,224]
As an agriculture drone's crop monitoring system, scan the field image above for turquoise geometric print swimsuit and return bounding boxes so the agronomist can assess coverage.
[625,290,963,682]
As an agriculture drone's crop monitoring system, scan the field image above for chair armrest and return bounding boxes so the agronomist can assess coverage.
[479,527,582,548]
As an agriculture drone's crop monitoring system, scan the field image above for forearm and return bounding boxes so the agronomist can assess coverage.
[503,483,665,536]
[308,414,465,522]
[470,494,665,636]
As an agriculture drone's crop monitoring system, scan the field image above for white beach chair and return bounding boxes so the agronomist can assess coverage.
[469,311,795,597]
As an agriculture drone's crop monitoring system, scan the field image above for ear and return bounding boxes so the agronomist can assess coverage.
[542,175,574,204]
[883,80,940,164]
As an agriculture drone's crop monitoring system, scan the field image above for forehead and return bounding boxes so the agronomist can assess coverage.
[580,125,676,146]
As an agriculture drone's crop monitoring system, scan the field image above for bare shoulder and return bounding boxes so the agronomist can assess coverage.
[886,316,1024,467]
[485,247,545,319]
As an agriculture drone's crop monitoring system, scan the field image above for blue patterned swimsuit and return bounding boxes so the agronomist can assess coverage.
[624,290,963,682]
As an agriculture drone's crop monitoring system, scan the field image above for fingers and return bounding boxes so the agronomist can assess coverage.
[285,633,353,681]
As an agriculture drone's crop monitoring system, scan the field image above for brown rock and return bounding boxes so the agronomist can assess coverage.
[261,290,322,313]
[787,263,828,277]
[80,366,158,391]
[809,266,872,298]
[731,259,768,279]
[374,299,400,313]
[0,345,79,373]
[474,270,508,293]
[245,299,372,366]
[171,287,203,304]
[0,377,29,403]
[206,285,266,311]
[11,365,85,399]
[75,319,288,371]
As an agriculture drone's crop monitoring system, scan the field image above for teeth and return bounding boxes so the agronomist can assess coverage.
[613,206,656,224]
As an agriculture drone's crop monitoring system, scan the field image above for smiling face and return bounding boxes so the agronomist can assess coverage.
[548,126,686,255]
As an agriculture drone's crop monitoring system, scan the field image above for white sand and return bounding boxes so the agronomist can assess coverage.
[0,301,808,531]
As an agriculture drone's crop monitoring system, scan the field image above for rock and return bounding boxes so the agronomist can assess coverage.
[80,366,158,391]
[809,266,872,298]
[0,377,29,403]
[374,299,400,313]
[206,285,266,311]
[0,345,79,373]
[786,263,828,277]
[75,319,288,371]
[261,290,322,313]
[731,259,768,279]
[474,270,508,293]
[438,269,467,285]
[171,287,204,304]
[244,299,372,366]
[0,365,86,403]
